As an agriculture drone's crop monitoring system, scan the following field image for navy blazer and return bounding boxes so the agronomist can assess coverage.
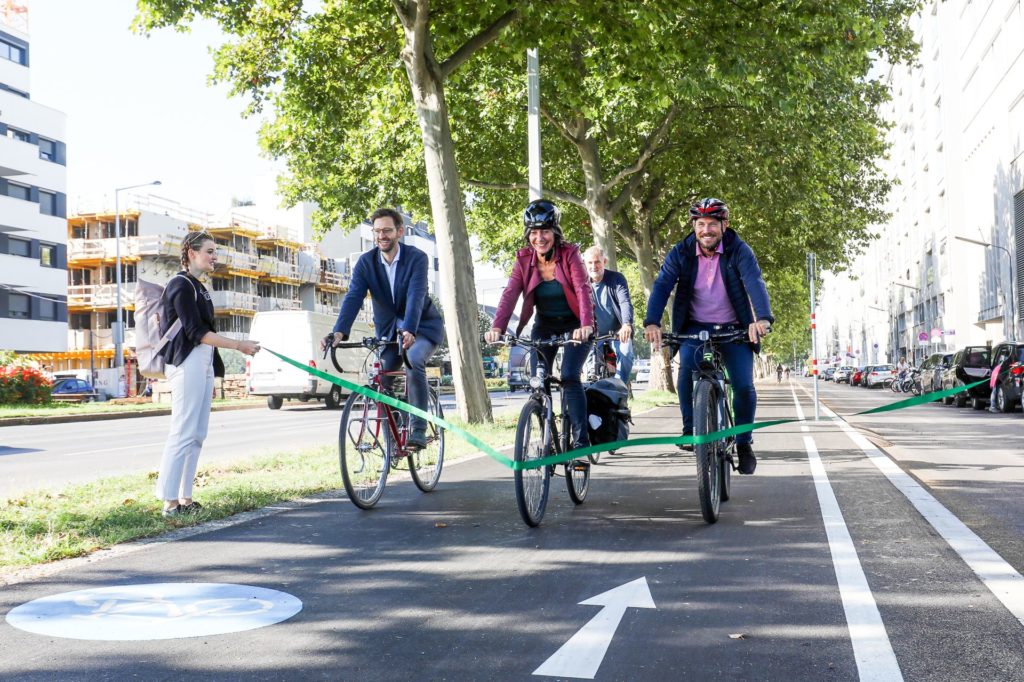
[591,268,634,329]
[332,243,443,345]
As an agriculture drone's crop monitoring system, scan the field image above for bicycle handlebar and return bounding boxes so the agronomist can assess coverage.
[491,331,608,348]
[662,328,751,345]
[322,334,408,373]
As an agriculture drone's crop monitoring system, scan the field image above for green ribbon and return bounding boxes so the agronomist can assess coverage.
[851,378,990,415]
[267,348,992,471]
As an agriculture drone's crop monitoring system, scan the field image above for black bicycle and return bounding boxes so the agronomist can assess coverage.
[325,336,444,509]
[664,328,750,523]
[500,333,592,527]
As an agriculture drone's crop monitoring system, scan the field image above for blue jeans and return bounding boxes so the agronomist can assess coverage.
[597,337,635,383]
[676,322,757,445]
[532,322,592,449]
[381,337,437,434]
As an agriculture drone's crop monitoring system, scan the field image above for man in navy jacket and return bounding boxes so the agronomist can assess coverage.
[324,208,443,449]
[583,245,635,383]
[644,198,773,474]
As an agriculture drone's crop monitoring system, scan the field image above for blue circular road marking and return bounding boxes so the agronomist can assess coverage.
[5,583,302,641]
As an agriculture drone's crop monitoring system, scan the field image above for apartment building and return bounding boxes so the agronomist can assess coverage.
[820,0,1024,365]
[0,5,68,353]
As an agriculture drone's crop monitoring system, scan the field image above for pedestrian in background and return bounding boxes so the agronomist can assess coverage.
[156,231,260,518]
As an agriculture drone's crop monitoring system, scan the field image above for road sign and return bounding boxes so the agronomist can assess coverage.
[534,577,656,679]
[5,583,302,641]
[918,332,928,342]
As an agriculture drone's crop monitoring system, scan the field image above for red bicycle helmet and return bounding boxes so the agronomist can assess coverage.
[689,197,729,221]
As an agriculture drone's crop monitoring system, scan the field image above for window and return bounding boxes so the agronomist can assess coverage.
[38,138,55,161]
[38,298,56,321]
[6,182,30,201]
[70,269,91,285]
[39,243,55,267]
[69,313,90,329]
[9,293,29,319]
[8,237,29,257]
[39,190,56,216]
[0,39,26,65]
[6,127,30,142]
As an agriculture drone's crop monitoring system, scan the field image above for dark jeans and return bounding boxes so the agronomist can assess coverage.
[676,322,757,445]
[381,337,437,434]
[532,319,592,449]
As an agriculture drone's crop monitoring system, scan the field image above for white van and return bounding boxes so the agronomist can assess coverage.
[247,310,371,410]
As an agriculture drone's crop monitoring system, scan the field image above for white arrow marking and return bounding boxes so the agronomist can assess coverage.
[533,577,656,679]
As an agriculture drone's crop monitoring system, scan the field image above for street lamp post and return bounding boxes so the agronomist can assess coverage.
[114,180,161,397]
[955,235,1016,342]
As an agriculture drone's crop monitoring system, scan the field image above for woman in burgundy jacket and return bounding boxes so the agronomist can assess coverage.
[485,200,596,450]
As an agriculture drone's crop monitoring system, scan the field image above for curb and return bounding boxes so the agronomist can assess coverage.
[0,401,265,428]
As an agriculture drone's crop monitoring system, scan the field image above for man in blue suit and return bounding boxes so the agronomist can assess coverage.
[583,245,634,383]
[322,207,443,449]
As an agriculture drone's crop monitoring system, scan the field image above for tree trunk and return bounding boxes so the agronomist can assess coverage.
[401,33,492,423]
[575,135,618,270]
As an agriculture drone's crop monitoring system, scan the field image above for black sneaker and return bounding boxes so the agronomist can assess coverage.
[179,502,204,514]
[737,443,757,475]
[677,431,694,452]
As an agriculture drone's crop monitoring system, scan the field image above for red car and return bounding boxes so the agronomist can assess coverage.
[850,368,865,386]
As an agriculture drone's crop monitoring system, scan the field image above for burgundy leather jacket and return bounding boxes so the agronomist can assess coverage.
[492,242,595,336]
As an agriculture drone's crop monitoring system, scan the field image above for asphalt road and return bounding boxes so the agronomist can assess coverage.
[3,378,1024,680]
[0,388,531,499]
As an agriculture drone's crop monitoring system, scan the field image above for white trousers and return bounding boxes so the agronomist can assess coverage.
[155,344,214,501]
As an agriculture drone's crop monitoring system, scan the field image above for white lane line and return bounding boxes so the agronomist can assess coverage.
[805,394,1024,629]
[790,387,903,681]
[789,381,810,432]
[62,442,164,457]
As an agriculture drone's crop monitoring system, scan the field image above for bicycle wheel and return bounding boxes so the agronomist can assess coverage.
[563,412,590,504]
[410,390,445,492]
[339,391,390,509]
[514,398,551,527]
[693,380,722,523]
[719,393,733,504]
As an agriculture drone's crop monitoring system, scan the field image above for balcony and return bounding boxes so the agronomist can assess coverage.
[258,255,298,280]
[67,282,138,308]
[68,327,137,351]
[315,302,340,316]
[210,290,258,312]
[216,246,259,272]
[258,297,301,312]
[318,270,348,289]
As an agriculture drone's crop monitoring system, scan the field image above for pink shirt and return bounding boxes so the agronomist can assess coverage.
[689,241,738,324]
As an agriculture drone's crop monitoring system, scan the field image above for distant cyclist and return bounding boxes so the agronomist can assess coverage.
[644,198,773,475]
[776,363,784,383]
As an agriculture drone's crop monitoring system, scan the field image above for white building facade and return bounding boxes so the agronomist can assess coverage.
[820,0,1024,366]
[0,12,68,353]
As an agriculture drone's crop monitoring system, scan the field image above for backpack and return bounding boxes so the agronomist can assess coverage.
[135,275,197,380]
[585,377,632,445]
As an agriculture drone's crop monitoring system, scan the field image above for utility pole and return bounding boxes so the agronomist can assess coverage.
[808,253,820,420]
[527,48,541,201]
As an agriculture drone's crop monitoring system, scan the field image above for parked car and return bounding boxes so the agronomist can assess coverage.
[850,367,865,386]
[864,364,896,388]
[942,346,992,408]
[859,365,876,387]
[823,367,837,381]
[833,366,855,384]
[988,342,1024,413]
[507,344,531,392]
[50,377,99,402]
[919,352,954,397]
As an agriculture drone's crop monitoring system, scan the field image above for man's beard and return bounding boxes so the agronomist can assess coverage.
[698,235,721,253]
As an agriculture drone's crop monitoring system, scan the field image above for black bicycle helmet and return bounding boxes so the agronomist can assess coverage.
[523,199,562,236]
[689,197,730,221]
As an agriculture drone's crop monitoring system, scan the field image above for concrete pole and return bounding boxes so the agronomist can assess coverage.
[527,48,541,201]
[809,252,820,420]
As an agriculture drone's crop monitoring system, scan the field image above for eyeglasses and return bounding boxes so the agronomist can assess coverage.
[372,227,397,236]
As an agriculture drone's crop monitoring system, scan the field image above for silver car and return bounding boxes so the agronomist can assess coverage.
[833,366,855,383]
[865,364,897,388]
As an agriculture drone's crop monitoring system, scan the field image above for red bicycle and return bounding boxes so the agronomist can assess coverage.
[326,336,444,509]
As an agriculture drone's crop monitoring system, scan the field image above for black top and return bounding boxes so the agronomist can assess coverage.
[159,272,224,377]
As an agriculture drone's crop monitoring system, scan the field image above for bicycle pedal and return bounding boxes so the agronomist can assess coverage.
[571,462,590,472]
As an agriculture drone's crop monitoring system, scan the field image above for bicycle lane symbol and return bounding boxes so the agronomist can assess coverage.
[5,583,302,641]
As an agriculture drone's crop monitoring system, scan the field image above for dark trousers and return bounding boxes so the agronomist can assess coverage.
[532,319,592,449]
[381,337,437,434]
[676,322,757,445]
